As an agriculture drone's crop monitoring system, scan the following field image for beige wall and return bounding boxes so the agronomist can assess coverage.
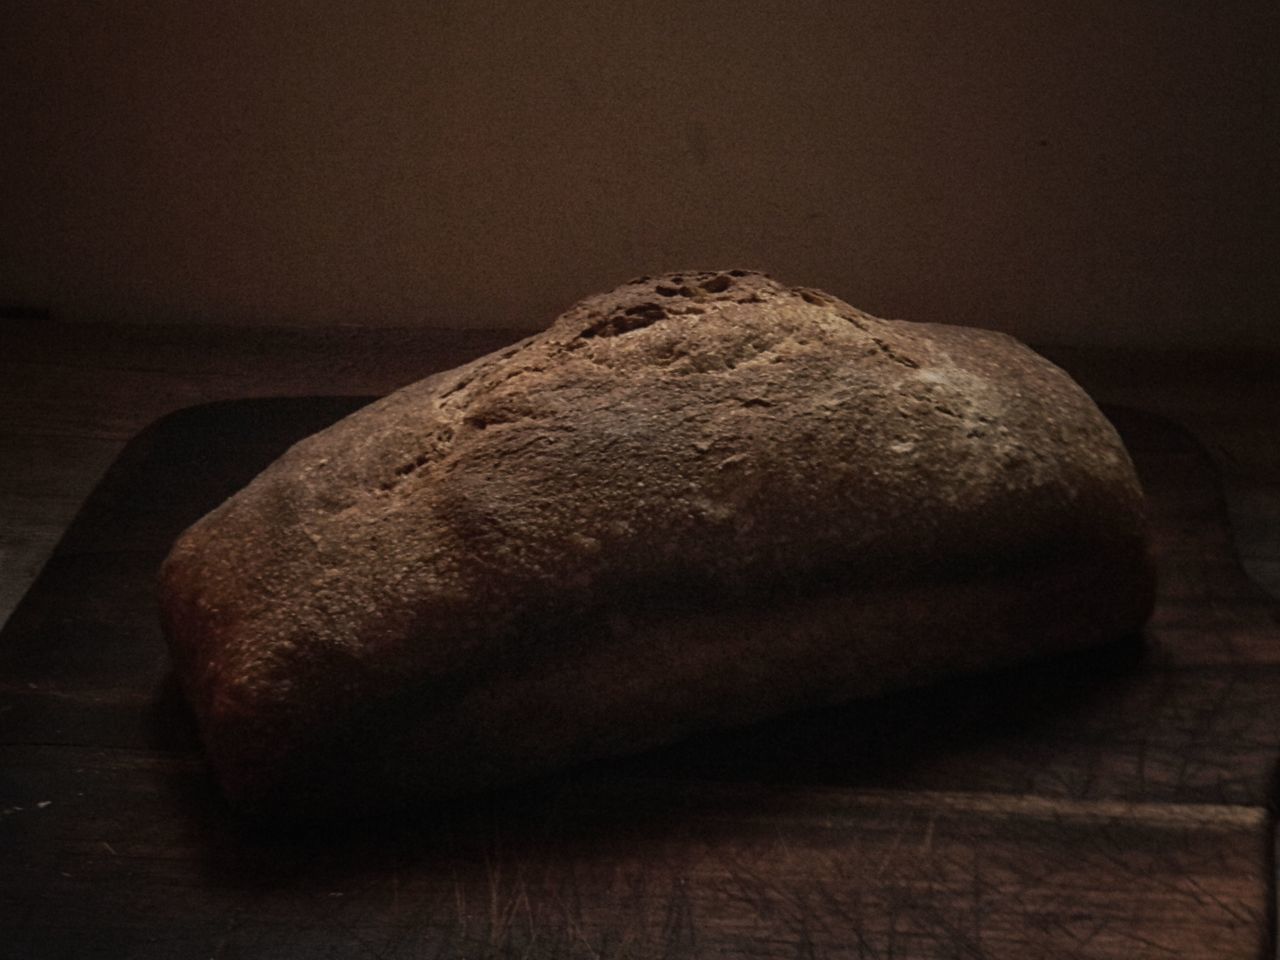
[3,1,1276,346]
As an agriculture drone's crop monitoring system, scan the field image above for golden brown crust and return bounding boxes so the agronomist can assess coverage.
[158,271,1154,815]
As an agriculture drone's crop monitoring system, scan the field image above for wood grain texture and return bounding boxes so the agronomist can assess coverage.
[1,750,1267,960]
[1,394,1277,958]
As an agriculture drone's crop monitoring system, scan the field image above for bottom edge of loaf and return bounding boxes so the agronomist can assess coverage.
[204,545,1155,822]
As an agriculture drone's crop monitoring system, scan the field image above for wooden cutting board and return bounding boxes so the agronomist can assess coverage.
[1,398,1276,959]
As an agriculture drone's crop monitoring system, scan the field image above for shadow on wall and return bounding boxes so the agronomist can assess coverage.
[2,0,1277,346]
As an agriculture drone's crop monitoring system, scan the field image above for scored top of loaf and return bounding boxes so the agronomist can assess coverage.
[160,270,1151,810]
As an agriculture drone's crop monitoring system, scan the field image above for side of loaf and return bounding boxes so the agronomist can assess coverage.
[159,270,1154,816]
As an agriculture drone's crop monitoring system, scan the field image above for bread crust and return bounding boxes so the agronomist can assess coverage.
[159,271,1154,815]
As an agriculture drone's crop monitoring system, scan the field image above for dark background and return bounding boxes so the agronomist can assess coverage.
[3,0,1277,345]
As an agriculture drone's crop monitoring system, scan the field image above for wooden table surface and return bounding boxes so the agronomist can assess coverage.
[1,318,1278,958]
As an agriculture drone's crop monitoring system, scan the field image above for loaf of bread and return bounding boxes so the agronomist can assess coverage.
[159,271,1154,816]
